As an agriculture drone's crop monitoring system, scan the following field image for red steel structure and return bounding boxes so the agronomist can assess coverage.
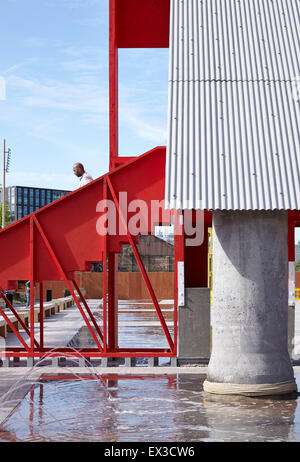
[0,0,298,361]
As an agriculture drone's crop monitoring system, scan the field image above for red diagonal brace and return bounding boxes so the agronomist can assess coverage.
[0,291,39,348]
[0,305,30,351]
[106,175,174,352]
[33,216,103,352]
[72,279,103,343]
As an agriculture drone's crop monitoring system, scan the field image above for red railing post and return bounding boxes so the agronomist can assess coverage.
[29,217,35,353]
[108,253,118,350]
[39,282,44,349]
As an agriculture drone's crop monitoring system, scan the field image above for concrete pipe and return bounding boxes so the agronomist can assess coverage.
[204,211,297,396]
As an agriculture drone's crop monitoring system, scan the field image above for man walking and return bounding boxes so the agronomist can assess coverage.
[73,163,93,188]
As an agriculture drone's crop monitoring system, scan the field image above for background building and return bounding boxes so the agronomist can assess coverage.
[90,235,174,273]
[119,235,174,272]
[1,186,71,223]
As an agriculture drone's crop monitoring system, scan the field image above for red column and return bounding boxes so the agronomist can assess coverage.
[109,0,118,171]
[174,211,185,356]
[288,210,295,262]
[108,253,118,350]
[40,282,44,349]
[108,0,119,350]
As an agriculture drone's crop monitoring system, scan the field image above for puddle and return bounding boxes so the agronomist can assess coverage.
[0,374,300,442]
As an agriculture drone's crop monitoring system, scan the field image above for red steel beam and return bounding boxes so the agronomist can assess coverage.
[0,350,174,357]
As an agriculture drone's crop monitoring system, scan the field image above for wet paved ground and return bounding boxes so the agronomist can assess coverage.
[0,373,300,442]
[0,299,299,442]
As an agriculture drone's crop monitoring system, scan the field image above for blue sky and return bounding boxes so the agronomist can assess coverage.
[0,0,169,191]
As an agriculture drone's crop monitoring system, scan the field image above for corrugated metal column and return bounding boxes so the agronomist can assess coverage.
[204,210,297,396]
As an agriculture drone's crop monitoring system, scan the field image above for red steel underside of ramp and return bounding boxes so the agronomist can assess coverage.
[0,147,178,359]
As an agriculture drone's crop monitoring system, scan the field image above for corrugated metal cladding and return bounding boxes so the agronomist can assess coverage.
[165,0,300,210]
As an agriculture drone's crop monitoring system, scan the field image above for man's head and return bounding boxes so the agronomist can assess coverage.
[73,162,85,177]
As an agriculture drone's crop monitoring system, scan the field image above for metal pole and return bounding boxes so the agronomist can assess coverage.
[2,139,5,229]
[40,282,44,349]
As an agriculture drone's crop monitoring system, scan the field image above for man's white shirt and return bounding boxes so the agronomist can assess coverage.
[79,172,93,187]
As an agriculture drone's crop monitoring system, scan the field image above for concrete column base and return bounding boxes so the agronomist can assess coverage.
[203,379,297,396]
[1,357,10,367]
[27,357,34,368]
[125,357,136,367]
[206,211,296,396]
[52,357,59,367]
[171,357,178,367]
[178,287,210,365]
[148,357,159,367]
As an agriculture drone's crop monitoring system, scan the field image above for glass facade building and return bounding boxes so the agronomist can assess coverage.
[3,186,71,223]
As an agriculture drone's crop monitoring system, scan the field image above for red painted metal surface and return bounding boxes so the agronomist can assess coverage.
[0,146,175,358]
[109,0,119,170]
[116,0,170,48]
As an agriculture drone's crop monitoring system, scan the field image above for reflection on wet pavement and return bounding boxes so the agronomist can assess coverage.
[1,300,300,442]
[71,300,175,359]
[0,374,300,442]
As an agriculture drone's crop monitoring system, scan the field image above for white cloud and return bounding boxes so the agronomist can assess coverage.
[61,59,104,72]
[0,76,6,100]
[6,72,167,143]
[8,75,108,117]
[120,106,167,144]
[22,37,63,48]
[1,58,38,76]
[46,0,103,8]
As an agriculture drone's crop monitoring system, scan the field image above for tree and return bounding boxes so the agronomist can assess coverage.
[296,260,300,272]
[0,202,13,228]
